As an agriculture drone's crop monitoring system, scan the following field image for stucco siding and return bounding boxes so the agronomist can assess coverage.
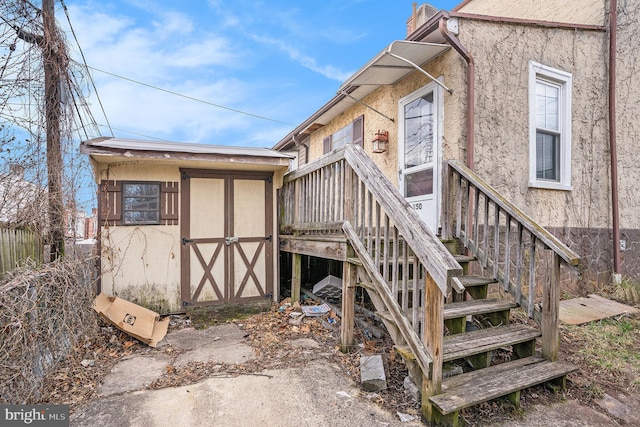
[101,225,182,313]
[614,1,640,231]
[457,0,605,27]
[458,19,610,230]
[307,50,467,189]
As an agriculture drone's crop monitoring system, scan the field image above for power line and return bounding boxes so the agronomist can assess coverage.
[84,65,290,125]
[97,124,171,141]
[60,0,113,137]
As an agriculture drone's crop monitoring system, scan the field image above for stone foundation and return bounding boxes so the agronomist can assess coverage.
[549,227,640,291]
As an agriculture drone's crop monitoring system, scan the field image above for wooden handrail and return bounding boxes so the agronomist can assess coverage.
[344,146,462,294]
[342,221,434,377]
[448,159,580,267]
[447,159,580,362]
[282,145,462,294]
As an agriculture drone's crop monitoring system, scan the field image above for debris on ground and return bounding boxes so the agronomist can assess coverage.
[93,293,169,347]
[23,286,639,427]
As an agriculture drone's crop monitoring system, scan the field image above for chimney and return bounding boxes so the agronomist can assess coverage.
[407,3,439,37]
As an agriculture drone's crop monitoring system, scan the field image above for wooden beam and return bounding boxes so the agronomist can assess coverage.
[341,258,356,352]
[291,253,302,303]
[422,271,444,422]
[279,236,348,261]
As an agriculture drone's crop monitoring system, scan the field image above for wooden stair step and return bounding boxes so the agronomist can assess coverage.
[455,275,497,288]
[444,299,518,320]
[453,255,475,264]
[430,356,578,415]
[443,324,540,362]
[379,299,518,326]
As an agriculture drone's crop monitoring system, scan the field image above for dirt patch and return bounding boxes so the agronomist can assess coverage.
[187,301,271,329]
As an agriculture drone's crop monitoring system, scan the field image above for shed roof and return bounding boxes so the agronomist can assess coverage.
[81,137,293,171]
[82,137,292,159]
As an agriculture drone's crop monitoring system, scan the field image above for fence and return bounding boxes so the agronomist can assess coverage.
[0,227,43,275]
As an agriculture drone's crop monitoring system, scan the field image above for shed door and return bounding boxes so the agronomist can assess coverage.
[180,170,273,307]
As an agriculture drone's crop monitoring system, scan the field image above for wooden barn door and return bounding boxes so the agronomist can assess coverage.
[180,169,273,307]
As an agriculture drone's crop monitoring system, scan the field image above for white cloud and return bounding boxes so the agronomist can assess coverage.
[249,34,352,82]
[61,0,362,147]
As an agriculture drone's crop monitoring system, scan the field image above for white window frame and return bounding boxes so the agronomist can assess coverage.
[528,61,572,190]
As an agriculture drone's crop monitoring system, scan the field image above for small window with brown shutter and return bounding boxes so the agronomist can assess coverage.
[323,114,365,154]
[98,180,179,226]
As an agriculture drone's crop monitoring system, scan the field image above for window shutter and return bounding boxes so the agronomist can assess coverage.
[352,115,364,147]
[160,182,179,225]
[98,180,122,225]
[323,136,332,154]
[98,180,179,226]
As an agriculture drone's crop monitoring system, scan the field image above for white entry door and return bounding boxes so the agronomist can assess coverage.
[398,81,442,233]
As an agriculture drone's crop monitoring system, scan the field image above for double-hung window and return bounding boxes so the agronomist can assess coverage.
[528,62,572,190]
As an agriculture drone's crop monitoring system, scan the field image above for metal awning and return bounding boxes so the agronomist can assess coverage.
[273,40,451,150]
[339,40,450,93]
[315,41,451,125]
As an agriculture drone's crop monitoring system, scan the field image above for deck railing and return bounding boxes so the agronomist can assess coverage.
[444,159,581,360]
[281,144,462,390]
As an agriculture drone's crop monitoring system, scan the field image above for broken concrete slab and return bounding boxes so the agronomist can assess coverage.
[360,355,387,392]
[597,391,640,425]
[162,324,255,367]
[98,355,172,397]
[491,399,620,427]
[73,360,423,427]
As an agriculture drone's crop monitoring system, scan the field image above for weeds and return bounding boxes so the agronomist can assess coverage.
[562,314,640,394]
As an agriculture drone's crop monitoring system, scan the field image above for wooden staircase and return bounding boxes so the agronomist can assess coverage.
[279,145,581,426]
[351,249,577,426]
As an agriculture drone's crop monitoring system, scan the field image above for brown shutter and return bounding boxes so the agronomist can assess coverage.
[352,114,364,147]
[323,136,332,154]
[160,182,179,225]
[98,180,122,225]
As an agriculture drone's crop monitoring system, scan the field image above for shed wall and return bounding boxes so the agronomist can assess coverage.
[95,160,283,313]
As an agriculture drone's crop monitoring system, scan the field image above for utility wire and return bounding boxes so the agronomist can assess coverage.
[60,0,113,137]
[97,124,170,141]
[85,65,290,125]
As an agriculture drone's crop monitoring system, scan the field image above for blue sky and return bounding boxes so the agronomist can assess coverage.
[62,0,461,148]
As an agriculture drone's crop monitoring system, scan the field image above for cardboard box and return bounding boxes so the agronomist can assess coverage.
[93,293,169,347]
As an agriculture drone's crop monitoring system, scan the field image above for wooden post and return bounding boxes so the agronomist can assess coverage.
[340,256,356,352]
[43,0,65,260]
[422,271,444,422]
[341,162,356,352]
[442,163,452,240]
[542,252,560,361]
[291,253,302,303]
